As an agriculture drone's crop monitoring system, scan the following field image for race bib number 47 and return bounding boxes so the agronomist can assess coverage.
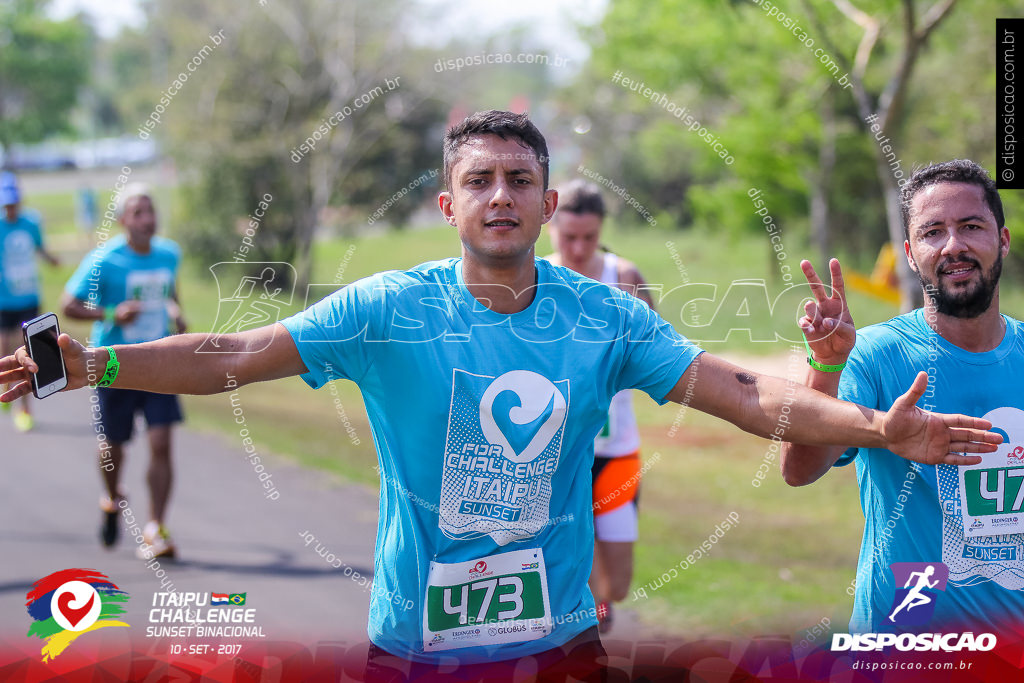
[958,407,1024,538]
[422,548,551,652]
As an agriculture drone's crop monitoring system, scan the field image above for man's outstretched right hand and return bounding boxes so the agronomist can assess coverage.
[0,334,93,402]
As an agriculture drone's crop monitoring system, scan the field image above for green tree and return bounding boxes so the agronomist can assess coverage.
[143,0,446,289]
[801,0,960,310]
[568,0,849,281]
[0,0,90,154]
[85,25,161,135]
[569,0,1016,294]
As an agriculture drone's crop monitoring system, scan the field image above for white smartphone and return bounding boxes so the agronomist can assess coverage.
[21,313,68,399]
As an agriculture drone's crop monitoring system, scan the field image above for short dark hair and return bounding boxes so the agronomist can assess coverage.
[900,159,1004,240]
[556,179,606,219]
[443,110,550,191]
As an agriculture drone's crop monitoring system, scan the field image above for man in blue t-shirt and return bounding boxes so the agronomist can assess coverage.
[782,159,1024,638]
[0,114,999,677]
[62,184,187,560]
[0,172,59,431]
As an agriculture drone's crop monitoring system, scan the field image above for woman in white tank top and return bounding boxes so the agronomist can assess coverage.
[543,179,658,633]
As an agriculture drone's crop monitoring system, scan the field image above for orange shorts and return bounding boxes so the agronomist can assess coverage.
[591,452,641,516]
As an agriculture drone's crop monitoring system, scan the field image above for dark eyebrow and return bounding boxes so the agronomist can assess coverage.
[463,167,537,179]
[917,215,989,231]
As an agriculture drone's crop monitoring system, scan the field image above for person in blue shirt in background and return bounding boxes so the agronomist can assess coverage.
[62,183,187,559]
[0,114,1001,680]
[0,171,59,432]
[782,160,1024,638]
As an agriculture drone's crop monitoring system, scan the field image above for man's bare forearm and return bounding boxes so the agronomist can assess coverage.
[778,366,850,485]
[0,323,306,403]
[84,334,242,395]
[63,295,104,321]
[732,371,883,449]
[680,355,884,452]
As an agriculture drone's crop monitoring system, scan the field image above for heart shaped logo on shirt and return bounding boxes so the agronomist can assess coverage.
[479,370,567,464]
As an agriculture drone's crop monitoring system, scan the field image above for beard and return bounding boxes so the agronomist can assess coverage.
[918,253,1002,319]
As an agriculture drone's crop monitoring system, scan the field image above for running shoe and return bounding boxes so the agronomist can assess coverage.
[99,495,124,547]
[137,521,176,560]
[597,601,613,633]
[13,411,33,432]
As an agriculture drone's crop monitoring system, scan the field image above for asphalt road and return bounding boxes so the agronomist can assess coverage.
[0,386,648,652]
[0,387,378,645]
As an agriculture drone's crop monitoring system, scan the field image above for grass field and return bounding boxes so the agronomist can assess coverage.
[22,183,1020,641]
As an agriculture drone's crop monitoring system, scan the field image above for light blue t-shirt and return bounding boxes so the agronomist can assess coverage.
[281,257,701,663]
[837,308,1024,635]
[65,234,180,346]
[0,212,44,310]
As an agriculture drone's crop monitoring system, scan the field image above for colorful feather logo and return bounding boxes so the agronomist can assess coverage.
[25,568,130,662]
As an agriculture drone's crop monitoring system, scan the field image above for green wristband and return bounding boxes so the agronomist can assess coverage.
[803,336,847,373]
[104,307,117,323]
[94,346,120,388]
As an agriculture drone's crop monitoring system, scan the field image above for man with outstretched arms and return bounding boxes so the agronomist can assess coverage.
[781,159,1024,636]
[0,116,998,676]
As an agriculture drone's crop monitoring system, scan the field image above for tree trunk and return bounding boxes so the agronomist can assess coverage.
[810,87,836,266]
[875,156,922,311]
[293,202,319,300]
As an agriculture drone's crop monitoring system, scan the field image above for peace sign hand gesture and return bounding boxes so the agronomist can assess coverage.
[799,258,856,367]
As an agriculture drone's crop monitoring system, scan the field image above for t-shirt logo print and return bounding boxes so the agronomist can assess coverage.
[441,369,569,546]
[886,562,949,626]
[480,371,567,463]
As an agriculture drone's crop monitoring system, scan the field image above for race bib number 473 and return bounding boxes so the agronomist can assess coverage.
[422,548,551,652]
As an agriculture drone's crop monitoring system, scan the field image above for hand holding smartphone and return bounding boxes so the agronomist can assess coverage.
[21,313,69,399]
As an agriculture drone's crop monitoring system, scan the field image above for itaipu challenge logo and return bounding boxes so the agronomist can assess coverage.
[25,569,129,662]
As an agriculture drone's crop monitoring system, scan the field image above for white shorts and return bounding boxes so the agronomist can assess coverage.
[594,499,638,543]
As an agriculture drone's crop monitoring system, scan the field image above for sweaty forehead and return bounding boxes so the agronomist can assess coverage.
[452,135,542,176]
[910,182,992,228]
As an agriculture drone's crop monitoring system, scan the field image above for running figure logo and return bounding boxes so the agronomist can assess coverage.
[886,562,949,626]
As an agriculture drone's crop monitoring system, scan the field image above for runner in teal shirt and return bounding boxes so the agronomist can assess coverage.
[0,211,45,311]
[782,159,1023,638]
[837,310,1024,634]
[62,186,186,561]
[64,232,181,346]
[281,256,699,661]
[0,172,59,432]
[0,115,999,677]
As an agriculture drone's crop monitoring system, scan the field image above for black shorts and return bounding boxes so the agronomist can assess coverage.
[0,304,39,332]
[95,387,183,444]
